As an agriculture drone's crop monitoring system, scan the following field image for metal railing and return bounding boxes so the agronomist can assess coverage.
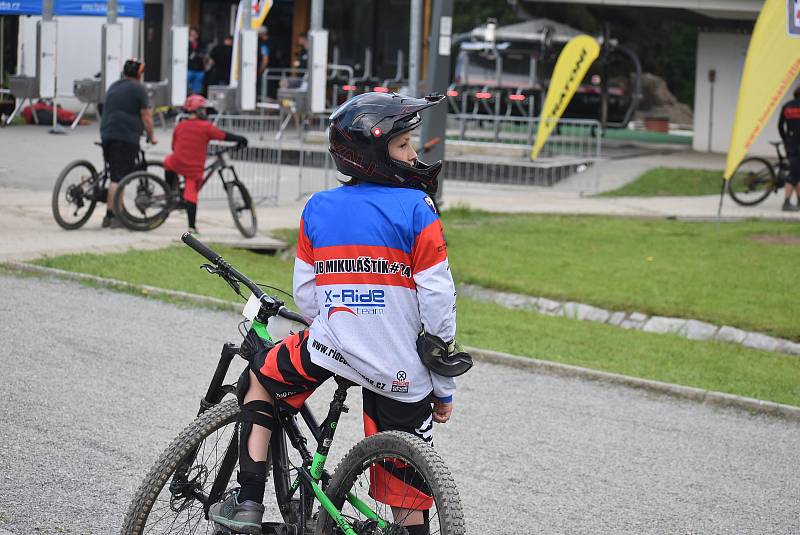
[193,110,601,205]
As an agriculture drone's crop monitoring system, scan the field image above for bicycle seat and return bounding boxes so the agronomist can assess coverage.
[770,141,783,147]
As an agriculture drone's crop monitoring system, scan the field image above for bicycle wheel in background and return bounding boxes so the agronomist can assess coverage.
[120,399,240,535]
[226,180,258,238]
[51,160,100,230]
[315,431,465,535]
[728,157,776,206]
[113,171,173,231]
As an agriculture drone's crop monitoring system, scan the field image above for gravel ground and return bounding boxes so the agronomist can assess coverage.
[0,274,798,535]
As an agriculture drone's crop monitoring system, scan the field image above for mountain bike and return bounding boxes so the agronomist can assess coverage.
[727,141,790,206]
[51,142,163,230]
[120,233,465,535]
[112,144,257,238]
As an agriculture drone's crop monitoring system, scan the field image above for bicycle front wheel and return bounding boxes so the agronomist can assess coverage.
[315,431,465,535]
[121,399,240,535]
[226,180,257,238]
[113,171,174,231]
[51,160,99,230]
[728,157,776,206]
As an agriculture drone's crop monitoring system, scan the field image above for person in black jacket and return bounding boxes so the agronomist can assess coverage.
[778,87,800,212]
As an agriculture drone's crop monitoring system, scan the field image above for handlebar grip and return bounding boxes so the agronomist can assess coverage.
[181,232,221,264]
[278,307,311,327]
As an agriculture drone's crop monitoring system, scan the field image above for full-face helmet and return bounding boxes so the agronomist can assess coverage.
[328,92,445,195]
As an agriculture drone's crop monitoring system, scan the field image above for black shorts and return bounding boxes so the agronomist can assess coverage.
[251,330,435,509]
[788,154,800,186]
[104,141,140,183]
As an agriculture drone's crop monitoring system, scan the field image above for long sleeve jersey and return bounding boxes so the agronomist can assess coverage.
[779,98,800,150]
[293,182,457,402]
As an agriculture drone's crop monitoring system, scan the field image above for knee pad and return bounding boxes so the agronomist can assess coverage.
[237,368,276,474]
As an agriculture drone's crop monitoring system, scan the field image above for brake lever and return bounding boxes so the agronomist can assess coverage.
[200,263,242,296]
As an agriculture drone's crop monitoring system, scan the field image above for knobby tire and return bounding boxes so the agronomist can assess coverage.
[315,431,465,535]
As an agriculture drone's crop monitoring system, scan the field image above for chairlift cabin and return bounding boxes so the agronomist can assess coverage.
[450,18,642,128]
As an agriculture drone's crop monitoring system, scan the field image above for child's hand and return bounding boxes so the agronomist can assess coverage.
[432,399,453,424]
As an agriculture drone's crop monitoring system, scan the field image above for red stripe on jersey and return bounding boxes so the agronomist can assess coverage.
[313,245,415,288]
[784,106,800,120]
[784,106,800,119]
[412,220,448,274]
[297,219,314,264]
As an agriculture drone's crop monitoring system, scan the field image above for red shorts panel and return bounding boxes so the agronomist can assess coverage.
[252,330,333,411]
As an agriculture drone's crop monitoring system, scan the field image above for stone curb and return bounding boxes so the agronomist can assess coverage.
[468,347,800,422]
[459,284,800,357]
[6,261,799,422]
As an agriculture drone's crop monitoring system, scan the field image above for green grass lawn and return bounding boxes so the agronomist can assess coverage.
[441,210,800,340]
[599,167,725,197]
[26,241,800,406]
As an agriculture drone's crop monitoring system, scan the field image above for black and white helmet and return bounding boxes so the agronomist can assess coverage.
[328,92,445,195]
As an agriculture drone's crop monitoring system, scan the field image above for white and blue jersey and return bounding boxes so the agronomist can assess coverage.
[293,182,457,402]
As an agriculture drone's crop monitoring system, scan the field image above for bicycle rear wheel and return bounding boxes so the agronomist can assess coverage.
[728,157,776,206]
[121,399,240,535]
[114,171,174,231]
[226,180,257,238]
[51,160,99,230]
[315,431,465,535]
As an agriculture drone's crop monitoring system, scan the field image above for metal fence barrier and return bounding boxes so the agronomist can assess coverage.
[192,111,601,204]
[198,115,284,205]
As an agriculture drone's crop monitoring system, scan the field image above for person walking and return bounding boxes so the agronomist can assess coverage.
[99,59,156,228]
[778,87,800,212]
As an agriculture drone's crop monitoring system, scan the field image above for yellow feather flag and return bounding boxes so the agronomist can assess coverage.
[251,0,273,29]
[724,0,800,179]
[530,35,600,160]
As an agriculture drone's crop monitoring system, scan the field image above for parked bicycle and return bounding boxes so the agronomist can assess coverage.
[51,142,163,230]
[120,234,465,535]
[112,144,257,238]
[728,141,790,206]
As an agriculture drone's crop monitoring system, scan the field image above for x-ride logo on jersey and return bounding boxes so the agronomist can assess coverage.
[325,288,386,318]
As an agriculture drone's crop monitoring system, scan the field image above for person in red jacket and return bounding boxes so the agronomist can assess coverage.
[164,95,247,233]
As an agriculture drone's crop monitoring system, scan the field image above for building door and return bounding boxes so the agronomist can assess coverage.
[144,3,163,81]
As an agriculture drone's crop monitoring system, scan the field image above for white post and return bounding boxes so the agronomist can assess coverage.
[237,0,256,110]
[102,0,123,93]
[170,0,187,105]
[408,0,421,96]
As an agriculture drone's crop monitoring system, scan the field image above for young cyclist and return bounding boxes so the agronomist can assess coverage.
[209,92,472,534]
[164,95,248,233]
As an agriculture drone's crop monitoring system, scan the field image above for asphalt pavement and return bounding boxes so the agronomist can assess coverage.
[0,273,797,534]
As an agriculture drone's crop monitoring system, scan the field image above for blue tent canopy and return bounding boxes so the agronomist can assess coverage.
[0,0,143,17]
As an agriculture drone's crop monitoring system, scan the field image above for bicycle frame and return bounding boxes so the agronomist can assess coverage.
[186,341,389,535]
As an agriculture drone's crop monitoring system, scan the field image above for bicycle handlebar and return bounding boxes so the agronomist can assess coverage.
[181,232,310,326]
